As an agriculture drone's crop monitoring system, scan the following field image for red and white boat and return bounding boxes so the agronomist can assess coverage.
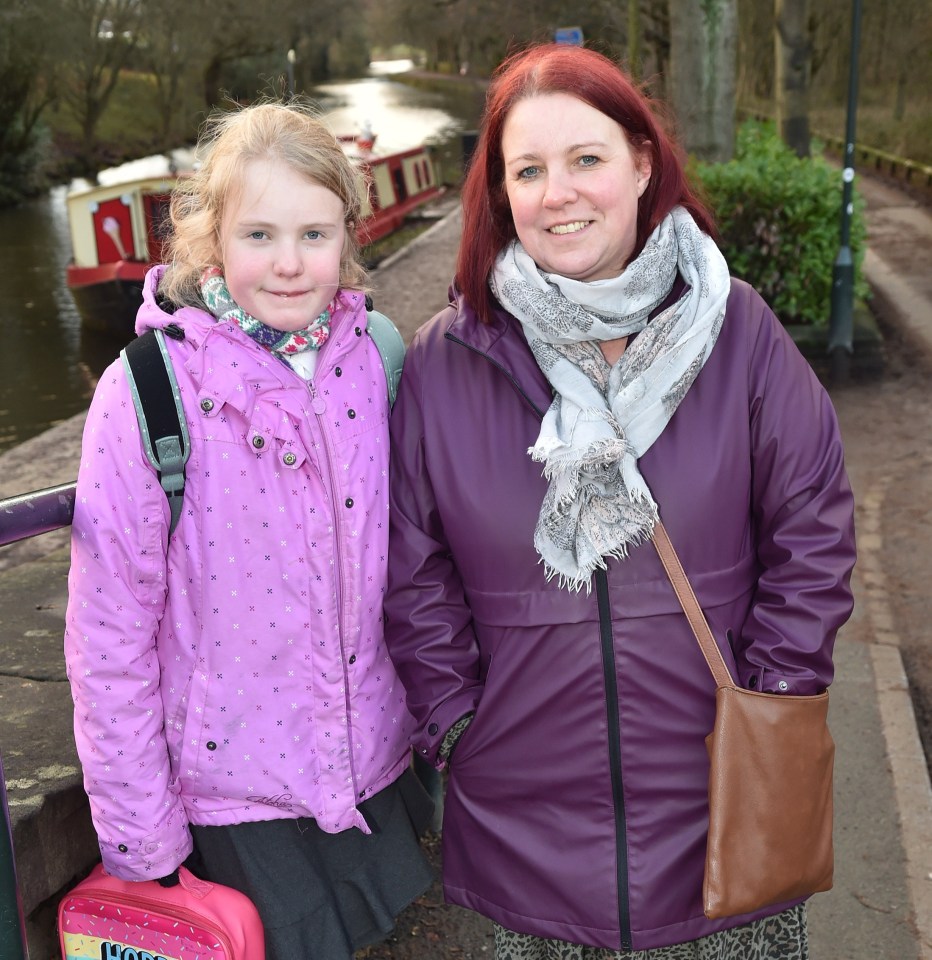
[66,137,444,338]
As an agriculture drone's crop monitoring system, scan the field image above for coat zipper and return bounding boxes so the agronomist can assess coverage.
[444,332,546,416]
[596,568,632,949]
[447,330,633,948]
[66,885,236,956]
[308,378,360,803]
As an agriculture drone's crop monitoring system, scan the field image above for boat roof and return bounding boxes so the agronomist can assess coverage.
[65,174,181,204]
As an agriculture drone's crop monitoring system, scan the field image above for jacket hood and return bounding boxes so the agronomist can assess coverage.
[135,265,218,340]
[446,282,510,346]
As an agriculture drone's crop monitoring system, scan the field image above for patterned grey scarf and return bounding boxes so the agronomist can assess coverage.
[490,206,730,591]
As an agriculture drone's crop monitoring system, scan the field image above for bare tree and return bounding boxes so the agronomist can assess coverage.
[142,0,210,149]
[628,0,642,78]
[58,0,144,172]
[861,0,930,123]
[199,0,285,107]
[0,0,66,199]
[808,0,851,99]
[291,0,369,85]
[0,0,60,151]
[366,0,629,76]
[668,0,738,161]
[736,0,773,105]
[774,0,810,156]
[132,0,369,152]
[637,0,671,96]
[628,0,641,79]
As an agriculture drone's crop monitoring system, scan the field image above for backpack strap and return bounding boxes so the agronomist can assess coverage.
[366,309,405,407]
[120,328,191,536]
[119,311,398,541]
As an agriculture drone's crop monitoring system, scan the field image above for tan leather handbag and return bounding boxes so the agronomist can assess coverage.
[652,521,835,920]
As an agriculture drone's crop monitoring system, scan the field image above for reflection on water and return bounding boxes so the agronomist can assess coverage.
[318,76,460,156]
[315,71,481,186]
[0,69,483,457]
[0,186,117,454]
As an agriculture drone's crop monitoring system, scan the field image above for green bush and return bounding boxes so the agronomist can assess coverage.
[691,121,868,327]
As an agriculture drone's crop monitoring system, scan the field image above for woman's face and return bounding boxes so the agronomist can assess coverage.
[500,93,651,282]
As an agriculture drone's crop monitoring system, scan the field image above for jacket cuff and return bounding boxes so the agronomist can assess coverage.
[414,692,482,765]
[99,814,194,882]
[740,665,821,696]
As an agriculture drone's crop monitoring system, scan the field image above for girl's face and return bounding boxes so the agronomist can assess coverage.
[501,93,651,282]
[220,158,346,332]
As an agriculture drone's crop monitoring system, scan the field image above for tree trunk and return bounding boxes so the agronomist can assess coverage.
[775,0,811,157]
[203,56,224,109]
[628,0,641,79]
[668,0,738,162]
[737,0,774,104]
[893,66,907,122]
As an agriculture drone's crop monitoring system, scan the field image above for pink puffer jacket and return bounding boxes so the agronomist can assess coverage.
[65,267,414,881]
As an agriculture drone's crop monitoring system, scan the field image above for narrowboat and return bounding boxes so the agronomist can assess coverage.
[66,141,444,338]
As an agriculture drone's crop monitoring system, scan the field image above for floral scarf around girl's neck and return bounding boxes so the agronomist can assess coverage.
[199,266,332,354]
[490,206,731,591]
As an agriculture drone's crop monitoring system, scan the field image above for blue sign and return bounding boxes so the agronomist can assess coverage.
[554,26,584,46]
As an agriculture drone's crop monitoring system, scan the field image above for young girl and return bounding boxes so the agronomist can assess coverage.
[64,101,434,960]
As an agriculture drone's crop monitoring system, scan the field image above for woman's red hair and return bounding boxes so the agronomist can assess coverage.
[457,44,716,324]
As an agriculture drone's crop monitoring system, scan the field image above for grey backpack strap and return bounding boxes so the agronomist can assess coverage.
[366,309,405,407]
[120,328,191,536]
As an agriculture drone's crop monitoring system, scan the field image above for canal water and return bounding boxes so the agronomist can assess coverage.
[0,63,483,456]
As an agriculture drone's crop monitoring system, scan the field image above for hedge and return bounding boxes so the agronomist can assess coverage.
[691,120,868,327]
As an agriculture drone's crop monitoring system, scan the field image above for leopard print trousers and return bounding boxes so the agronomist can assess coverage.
[493,904,808,960]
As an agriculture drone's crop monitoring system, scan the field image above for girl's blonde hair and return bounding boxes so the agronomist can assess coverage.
[160,99,368,306]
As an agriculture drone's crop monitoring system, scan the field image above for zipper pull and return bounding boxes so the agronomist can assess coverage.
[309,381,326,415]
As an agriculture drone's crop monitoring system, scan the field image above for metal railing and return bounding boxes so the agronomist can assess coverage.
[0,481,78,960]
[737,107,932,192]
[0,483,76,549]
[819,134,932,190]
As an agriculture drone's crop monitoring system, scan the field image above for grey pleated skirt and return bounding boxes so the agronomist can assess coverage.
[189,768,435,960]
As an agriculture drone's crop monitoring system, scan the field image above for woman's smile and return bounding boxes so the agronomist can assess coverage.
[548,221,592,235]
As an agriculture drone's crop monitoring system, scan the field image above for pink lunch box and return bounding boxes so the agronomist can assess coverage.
[58,863,265,960]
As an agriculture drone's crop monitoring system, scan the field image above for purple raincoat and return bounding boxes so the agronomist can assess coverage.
[384,278,856,950]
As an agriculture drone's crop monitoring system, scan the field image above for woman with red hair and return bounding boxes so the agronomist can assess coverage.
[385,43,855,959]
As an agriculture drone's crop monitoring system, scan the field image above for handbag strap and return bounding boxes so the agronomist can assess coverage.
[651,521,736,690]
